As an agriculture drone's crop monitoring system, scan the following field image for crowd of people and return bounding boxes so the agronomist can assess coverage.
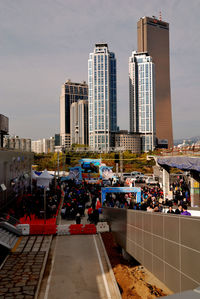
[103,183,192,216]
[61,179,102,224]
[7,180,62,221]
[170,178,190,205]
[5,174,192,223]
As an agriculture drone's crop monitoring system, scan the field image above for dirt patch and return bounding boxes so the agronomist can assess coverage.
[101,232,169,299]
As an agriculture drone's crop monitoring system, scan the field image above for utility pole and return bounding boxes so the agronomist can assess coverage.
[57,151,60,179]
[44,187,46,224]
[120,150,123,179]
[116,163,119,176]
[62,148,65,176]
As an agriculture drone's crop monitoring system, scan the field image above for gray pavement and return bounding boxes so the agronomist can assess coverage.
[39,233,121,299]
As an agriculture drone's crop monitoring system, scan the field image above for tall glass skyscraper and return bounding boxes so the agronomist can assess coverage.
[88,43,117,150]
[129,51,155,152]
[137,16,173,148]
[60,80,88,148]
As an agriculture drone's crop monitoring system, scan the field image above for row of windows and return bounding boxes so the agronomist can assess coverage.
[94,55,108,63]
[65,85,88,95]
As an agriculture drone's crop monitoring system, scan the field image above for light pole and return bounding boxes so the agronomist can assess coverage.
[57,151,60,179]
[44,186,46,224]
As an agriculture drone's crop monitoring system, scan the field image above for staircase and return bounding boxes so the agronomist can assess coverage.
[0,214,21,250]
[0,227,19,249]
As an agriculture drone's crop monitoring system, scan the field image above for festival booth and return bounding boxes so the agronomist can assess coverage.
[101,187,142,205]
[18,169,57,234]
[36,169,53,187]
[66,159,114,184]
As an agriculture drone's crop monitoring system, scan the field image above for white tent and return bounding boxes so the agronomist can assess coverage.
[36,169,53,187]
[31,170,38,180]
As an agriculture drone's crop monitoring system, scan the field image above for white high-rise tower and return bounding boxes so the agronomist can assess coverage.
[88,43,117,150]
[129,51,155,152]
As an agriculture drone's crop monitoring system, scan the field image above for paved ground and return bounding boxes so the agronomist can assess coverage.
[0,235,52,299]
[39,233,120,299]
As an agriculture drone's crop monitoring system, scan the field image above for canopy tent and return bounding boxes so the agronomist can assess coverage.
[36,169,53,187]
[31,170,38,180]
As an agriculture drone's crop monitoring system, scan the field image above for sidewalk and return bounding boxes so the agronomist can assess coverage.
[0,235,52,298]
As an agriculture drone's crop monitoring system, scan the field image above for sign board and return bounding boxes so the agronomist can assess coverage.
[101,187,141,204]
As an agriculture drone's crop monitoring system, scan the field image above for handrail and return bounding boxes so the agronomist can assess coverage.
[0,213,21,226]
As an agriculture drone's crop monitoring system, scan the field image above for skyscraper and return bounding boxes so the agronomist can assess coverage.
[70,100,88,146]
[60,80,88,148]
[88,43,117,150]
[137,16,173,148]
[129,51,156,152]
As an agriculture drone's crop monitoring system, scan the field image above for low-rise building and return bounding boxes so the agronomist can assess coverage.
[4,136,31,152]
[31,137,55,154]
[115,131,141,153]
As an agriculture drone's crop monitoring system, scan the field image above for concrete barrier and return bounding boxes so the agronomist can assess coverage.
[96,222,109,233]
[16,224,30,235]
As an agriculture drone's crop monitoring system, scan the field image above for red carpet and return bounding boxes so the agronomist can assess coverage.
[19,215,56,225]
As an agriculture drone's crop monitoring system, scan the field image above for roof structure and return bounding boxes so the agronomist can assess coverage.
[157,156,200,172]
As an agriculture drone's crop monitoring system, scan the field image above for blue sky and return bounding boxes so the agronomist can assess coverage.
[0,0,199,140]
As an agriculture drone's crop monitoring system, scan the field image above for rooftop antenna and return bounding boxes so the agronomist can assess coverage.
[159,11,162,21]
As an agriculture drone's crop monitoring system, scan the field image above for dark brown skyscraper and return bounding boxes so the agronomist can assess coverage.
[137,16,173,148]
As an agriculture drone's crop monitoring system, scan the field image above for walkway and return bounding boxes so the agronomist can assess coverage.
[0,235,52,298]
[39,218,120,299]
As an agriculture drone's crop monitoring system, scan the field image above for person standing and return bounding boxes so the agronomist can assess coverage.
[181,205,191,216]
[175,205,182,214]
[75,213,81,224]
[167,206,175,214]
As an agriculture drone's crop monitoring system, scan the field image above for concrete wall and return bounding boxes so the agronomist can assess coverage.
[0,150,33,210]
[103,208,200,293]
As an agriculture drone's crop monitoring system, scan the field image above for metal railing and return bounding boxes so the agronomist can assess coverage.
[0,213,21,226]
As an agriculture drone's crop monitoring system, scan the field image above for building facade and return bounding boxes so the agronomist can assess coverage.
[31,137,55,154]
[88,43,117,150]
[60,80,88,148]
[70,100,88,146]
[137,16,173,148]
[4,136,31,152]
[129,51,155,152]
[0,150,33,210]
[115,131,141,153]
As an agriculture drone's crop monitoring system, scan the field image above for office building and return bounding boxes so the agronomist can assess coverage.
[137,16,173,148]
[78,100,88,145]
[129,51,155,152]
[70,100,88,146]
[115,131,141,153]
[60,80,88,148]
[0,114,8,147]
[70,102,79,145]
[88,43,117,150]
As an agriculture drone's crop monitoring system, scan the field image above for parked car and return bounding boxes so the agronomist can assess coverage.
[145,177,157,185]
[131,171,144,177]
[135,175,145,183]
